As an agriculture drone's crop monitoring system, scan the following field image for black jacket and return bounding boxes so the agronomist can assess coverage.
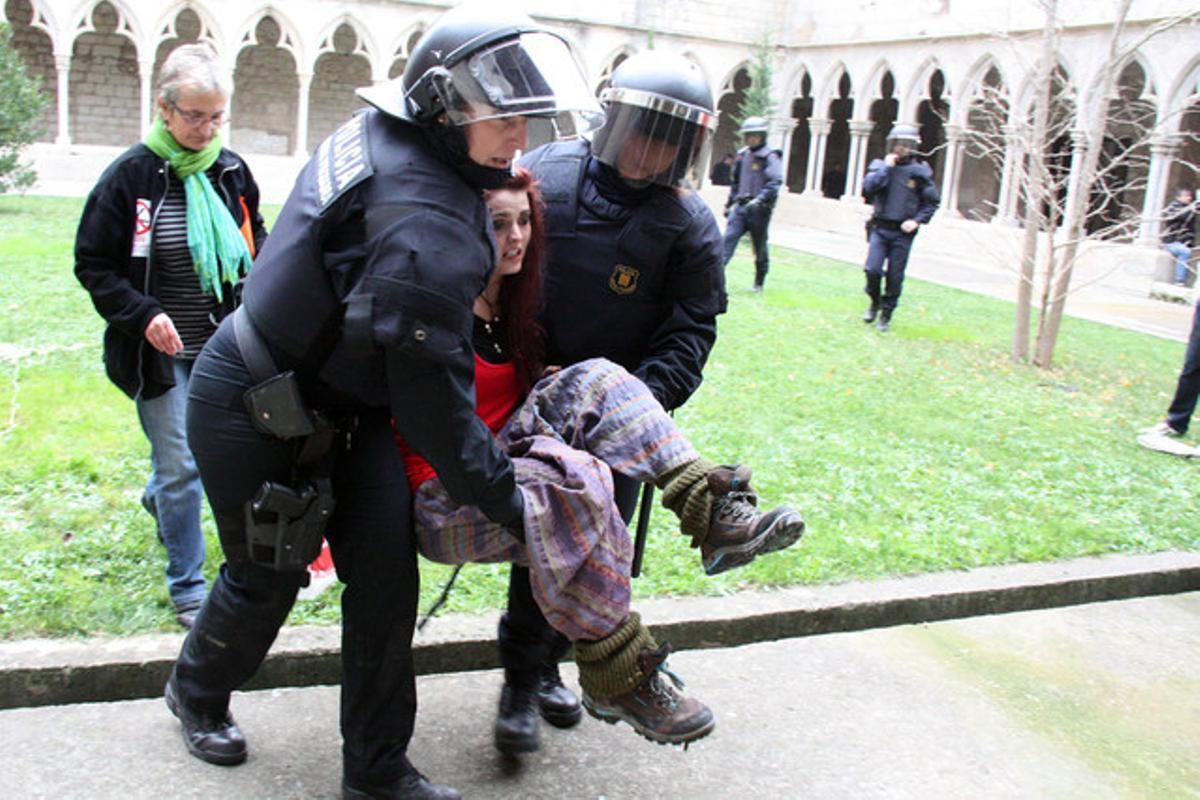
[242,110,522,528]
[1161,199,1196,247]
[520,141,727,412]
[74,143,267,400]
[862,157,940,225]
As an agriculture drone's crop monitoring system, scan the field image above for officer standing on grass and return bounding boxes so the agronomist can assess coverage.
[160,6,602,799]
[492,50,727,756]
[721,116,783,292]
[860,123,940,332]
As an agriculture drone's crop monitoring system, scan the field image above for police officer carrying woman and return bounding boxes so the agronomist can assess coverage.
[162,5,602,799]
[494,51,729,754]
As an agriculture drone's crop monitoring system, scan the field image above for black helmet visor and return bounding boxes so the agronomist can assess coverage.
[592,86,716,187]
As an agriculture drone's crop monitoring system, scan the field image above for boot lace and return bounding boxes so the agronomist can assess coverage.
[713,491,759,524]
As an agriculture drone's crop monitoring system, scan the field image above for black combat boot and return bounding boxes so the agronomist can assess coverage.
[876,312,892,332]
[164,669,247,766]
[537,659,583,728]
[494,671,540,754]
[862,303,880,323]
[343,761,461,800]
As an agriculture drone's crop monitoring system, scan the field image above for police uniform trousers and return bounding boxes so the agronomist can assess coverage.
[722,203,771,287]
[864,225,916,313]
[176,320,420,786]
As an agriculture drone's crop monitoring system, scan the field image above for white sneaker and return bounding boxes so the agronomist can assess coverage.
[1139,421,1182,437]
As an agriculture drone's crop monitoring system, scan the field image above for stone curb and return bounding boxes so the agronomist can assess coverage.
[1,550,1197,710]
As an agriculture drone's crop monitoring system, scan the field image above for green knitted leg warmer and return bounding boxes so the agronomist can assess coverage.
[575,612,657,700]
[656,458,717,549]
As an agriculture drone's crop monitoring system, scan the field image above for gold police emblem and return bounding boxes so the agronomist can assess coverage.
[609,264,639,295]
[907,178,918,188]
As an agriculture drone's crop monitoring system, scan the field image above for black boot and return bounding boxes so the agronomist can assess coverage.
[537,660,583,728]
[343,767,461,800]
[164,669,247,766]
[862,303,879,323]
[876,311,892,332]
[494,671,540,754]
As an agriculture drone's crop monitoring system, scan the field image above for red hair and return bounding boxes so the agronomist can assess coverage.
[489,167,546,388]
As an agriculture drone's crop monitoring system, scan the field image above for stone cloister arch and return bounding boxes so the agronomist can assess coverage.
[957,61,1007,220]
[232,12,300,155]
[4,0,57,142]
[820,68,853,198]
[68,1,140,146]
[386,28,424,80]
[713,62,751,169]
[1086,58,1157,238]
[307,19,373,149]
[785,69,812,194]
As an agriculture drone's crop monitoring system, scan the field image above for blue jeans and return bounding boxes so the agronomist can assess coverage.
[136,356,206,608]
[1166,241,1192,284]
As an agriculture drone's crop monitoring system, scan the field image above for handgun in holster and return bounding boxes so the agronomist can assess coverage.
[244,478,335,572]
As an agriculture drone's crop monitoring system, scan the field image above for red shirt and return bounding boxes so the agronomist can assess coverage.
[396,355,524,490]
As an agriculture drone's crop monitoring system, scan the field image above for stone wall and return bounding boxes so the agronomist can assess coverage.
[307,51,371,152]
[68,29,139,146]
[231,17,298,156]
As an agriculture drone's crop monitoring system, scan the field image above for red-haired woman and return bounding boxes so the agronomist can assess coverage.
[398,168,805,751]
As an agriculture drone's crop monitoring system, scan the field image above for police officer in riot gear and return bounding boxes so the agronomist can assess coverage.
[162,5,601,799]
[722,116,783,291]
[494,50,726,754]
[861,122,940,331]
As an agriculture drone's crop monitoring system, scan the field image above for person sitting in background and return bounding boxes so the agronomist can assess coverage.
[73,42,266,629]
[399,168,806,751]
[1161,186,1196,287]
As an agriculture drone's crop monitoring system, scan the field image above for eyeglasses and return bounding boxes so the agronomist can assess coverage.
[170,102,226,128]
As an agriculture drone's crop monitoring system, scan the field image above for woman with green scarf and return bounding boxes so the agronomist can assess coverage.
[74,43,266,630]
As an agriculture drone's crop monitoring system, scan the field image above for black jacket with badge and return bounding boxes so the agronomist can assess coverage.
[74,144,266,400]
[725,143,783,213]
[519,140,727,412]
[242,109,521,527]
[862,156,940,225]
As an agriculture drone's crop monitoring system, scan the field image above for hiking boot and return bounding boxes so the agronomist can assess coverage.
[862,304,880,323]
[581,643,714,745]
[494,680,540,754]
[701,468,804,576]
[537,661,582,728]
[164,670,247,766]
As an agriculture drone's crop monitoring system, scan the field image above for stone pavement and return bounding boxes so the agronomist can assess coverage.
[2,586,1197,799]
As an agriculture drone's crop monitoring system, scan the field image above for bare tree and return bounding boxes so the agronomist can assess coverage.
[959,1,1199,368]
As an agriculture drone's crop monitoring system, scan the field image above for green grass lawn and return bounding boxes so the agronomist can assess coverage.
[0,194,1196,639]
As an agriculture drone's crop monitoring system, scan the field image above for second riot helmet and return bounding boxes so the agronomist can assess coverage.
[885,123,921,153]
[590,51,717,188]
[739,116,769,137]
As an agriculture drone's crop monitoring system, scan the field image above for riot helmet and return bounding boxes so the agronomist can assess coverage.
[886,123,921,154]
[357,4,603,139]
[591,52,717,188]
[739,116,769,137]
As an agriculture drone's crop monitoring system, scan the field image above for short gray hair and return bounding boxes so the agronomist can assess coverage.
[157,43,229,104]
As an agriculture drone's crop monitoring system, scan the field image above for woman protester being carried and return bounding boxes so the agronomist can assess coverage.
[399,168,806,750]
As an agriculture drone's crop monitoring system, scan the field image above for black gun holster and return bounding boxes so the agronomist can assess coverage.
[234,307,339,573]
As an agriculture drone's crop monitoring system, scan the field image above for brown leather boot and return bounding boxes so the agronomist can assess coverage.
[701,467,804,575]
[582,643,714,745]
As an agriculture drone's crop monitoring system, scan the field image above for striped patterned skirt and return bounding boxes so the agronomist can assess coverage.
[414,358,697,642]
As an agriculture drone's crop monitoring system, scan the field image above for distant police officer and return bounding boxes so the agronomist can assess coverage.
[722,116,783,291]
[162,5,601,799]
[861,123,940,332]
[493,50,726,754]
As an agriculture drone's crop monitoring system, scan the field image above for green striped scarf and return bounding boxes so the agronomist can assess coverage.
[143,117,251,301]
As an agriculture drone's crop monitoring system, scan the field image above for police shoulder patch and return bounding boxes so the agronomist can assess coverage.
[315,113,373,210]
